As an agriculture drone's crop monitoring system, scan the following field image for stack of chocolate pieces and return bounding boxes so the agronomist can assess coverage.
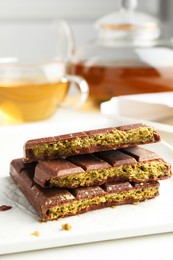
[10,123,172,221]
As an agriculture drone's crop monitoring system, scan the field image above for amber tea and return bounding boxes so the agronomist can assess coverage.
[0,59,89,124]
[0,78,69,123]
[69,61,173,104]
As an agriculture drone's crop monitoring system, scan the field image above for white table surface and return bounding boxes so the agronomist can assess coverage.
[1,108,173,260]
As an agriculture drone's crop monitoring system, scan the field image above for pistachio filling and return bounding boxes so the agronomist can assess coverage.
[30,127,156,159]
[47,186,158,220]
[48,161,169,187]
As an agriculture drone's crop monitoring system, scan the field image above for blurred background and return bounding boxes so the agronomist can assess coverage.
[0,0,172,56]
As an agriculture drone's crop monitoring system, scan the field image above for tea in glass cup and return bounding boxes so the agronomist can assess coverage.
[0,58,88,123]
[0,18,89,124]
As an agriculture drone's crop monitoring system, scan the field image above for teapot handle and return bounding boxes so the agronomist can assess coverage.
[52,19,74,61]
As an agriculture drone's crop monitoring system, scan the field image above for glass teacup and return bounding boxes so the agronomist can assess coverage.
[0,20,89,124]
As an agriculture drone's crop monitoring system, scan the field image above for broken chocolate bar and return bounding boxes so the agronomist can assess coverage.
[23,123,160,162]
[33,146,171,188]
[10,158,160,221]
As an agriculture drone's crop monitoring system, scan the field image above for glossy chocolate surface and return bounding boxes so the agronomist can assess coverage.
[23,123,161,162]
[10,158,160,221]
[33,147,171,188]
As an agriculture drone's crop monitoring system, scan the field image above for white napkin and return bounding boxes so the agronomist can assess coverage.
[101,92,173,120]
[100,92,173,133]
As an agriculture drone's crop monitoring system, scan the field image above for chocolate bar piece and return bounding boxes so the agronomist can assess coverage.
[10,158,160,221]
[23,123,160,162]
[0,205,12,211]
[33,147,171,188]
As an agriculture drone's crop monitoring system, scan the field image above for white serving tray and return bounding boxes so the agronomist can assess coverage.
[0,115,173,255]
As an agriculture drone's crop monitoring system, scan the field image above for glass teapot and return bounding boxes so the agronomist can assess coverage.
[68,0,173,106]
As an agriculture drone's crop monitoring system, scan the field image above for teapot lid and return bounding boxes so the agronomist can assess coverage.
[94,0,162,41]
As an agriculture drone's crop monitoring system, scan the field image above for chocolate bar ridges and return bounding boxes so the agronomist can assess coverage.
[23,123,160,162]
[33,147,171,188]
[10,158,160,221]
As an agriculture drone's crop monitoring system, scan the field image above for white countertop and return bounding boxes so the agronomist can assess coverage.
[1,108,173,260]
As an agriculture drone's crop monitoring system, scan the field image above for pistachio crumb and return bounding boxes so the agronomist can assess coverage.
[62,223,72,231]
[57,217,62,221]
[133,201,140,205]
[31,231,40,237]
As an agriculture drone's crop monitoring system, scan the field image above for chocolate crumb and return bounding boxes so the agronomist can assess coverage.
[0,205,12,211]
[62,223,72,231]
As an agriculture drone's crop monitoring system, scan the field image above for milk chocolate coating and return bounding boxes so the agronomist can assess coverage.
[10,158,160,221]
[23,123,161,162]
[33,147,171,188]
